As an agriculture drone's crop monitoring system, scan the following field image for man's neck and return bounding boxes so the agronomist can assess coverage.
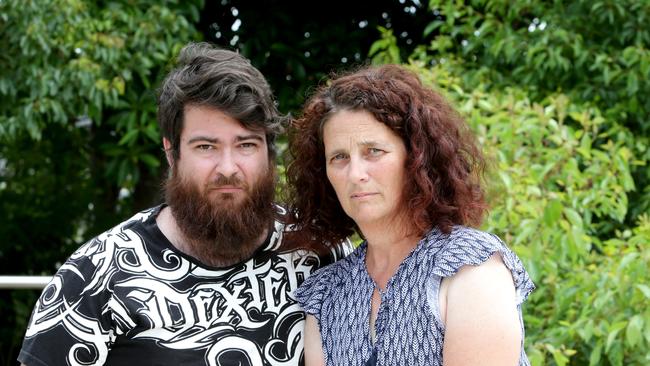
[155,206,270,267]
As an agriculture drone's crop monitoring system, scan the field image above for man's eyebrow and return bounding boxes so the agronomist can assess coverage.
[187,136,219,144]
[186,134,265,145]
[235,134,265,142]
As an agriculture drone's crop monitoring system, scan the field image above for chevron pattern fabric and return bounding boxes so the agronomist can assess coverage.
[295,226,535,365]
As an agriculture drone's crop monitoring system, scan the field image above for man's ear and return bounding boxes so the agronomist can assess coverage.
[162,138,174,168]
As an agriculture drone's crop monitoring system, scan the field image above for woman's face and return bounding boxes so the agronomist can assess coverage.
[323,109,408,228]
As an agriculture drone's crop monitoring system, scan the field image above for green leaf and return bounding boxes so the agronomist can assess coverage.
[118,129,139,146]
[117,159,130,186]
[527,347,544,366]
[564,207,583,227]
[625,315,643,348]
[368,39,388,57]
[423,20,444,37]
[499,171,513,192]
[547,344,569,366]
[606,342,624,366]
[388,45,401,64]
[626,72,639,95]
[618,252,639,271]
[543,199,563,225]
[139,153,161,168]
[636,284,650,299]
[589,342,602,366]
[143,123,160,142]
[606,321,626,352]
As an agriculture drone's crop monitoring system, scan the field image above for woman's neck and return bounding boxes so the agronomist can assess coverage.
[361,218,421,290]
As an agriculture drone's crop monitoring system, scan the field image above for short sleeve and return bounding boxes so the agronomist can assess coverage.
[294,264,339,320]
[18,238,113,366]
[430,227,535,305]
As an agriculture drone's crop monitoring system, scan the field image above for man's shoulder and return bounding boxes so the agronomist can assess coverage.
[106,205,162,234]
[271,204,354,262]
[68,205,162,262]
[322,238,355,263]
[84,205,161,242]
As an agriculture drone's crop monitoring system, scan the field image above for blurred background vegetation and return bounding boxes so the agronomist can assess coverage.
[0,0,648,365]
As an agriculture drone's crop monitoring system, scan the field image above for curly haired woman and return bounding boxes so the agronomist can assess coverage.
[287,64,535,366]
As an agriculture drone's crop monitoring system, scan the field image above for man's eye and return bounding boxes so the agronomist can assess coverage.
[240,143,257,149]
[197,145,214,150]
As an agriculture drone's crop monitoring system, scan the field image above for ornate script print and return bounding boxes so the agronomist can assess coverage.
[24,209,171,366]
[24,208,321,366]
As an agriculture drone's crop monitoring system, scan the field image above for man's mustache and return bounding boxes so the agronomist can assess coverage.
[207,174,247,189]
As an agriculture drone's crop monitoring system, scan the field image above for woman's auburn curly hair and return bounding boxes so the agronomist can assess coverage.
[286,64,487,246]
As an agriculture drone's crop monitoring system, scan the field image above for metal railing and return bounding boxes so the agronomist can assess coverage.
[0,276,52,289]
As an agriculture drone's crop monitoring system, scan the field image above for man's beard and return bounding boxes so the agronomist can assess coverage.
[164,165,276,267]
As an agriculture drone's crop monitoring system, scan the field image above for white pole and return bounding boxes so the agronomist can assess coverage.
[0,276,52,289]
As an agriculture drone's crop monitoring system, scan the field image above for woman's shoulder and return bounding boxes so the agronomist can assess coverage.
[424,226,535,304]
[447,225,504,248]
[425,226,508,264]
[314,241,365,278]
[420,226,502,261]
[293,243,365,314]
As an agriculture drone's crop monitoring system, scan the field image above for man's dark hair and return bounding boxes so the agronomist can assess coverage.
[157,42,284,161]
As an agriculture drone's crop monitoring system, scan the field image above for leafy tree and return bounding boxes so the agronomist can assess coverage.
[418,0,650,223]
[0,0,201,363]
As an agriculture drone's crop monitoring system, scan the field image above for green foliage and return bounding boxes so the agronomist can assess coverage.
[369,1,650,362]
[369,27,402,64]
[424,0,650,131]
[0,0,201,190]
[412,58,650,366]
[0,0,201,363]
[420,0,650,221]
[200,0,435,113]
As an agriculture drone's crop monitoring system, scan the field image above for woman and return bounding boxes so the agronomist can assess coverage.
[287,64,535,365]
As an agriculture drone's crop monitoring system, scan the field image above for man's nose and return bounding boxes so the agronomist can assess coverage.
[215,149,240,178]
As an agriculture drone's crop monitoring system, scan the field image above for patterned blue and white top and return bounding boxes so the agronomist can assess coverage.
[295,226,535,366]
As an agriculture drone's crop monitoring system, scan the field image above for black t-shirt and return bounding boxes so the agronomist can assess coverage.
[19,205,347,366]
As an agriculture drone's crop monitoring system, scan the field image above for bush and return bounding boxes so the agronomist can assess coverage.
[400,48,650,366]
[367,1,650,362]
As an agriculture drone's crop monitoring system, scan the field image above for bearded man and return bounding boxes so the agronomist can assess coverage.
[18,42,349,366]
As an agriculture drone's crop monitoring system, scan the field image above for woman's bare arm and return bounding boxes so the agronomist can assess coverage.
[442,254,522,366]
[304,314,326,366]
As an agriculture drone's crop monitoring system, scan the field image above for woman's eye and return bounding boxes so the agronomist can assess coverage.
[330,153,347,163]
[367,148,384,156]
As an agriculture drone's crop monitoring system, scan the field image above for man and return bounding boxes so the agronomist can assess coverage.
[18,42,348,366]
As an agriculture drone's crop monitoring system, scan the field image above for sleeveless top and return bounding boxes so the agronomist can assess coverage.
[294,226,535,366]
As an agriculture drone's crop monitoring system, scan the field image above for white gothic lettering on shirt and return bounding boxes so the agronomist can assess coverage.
[24,207,324,366]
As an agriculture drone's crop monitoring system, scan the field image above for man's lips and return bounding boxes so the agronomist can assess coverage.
[210,186,244,193]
